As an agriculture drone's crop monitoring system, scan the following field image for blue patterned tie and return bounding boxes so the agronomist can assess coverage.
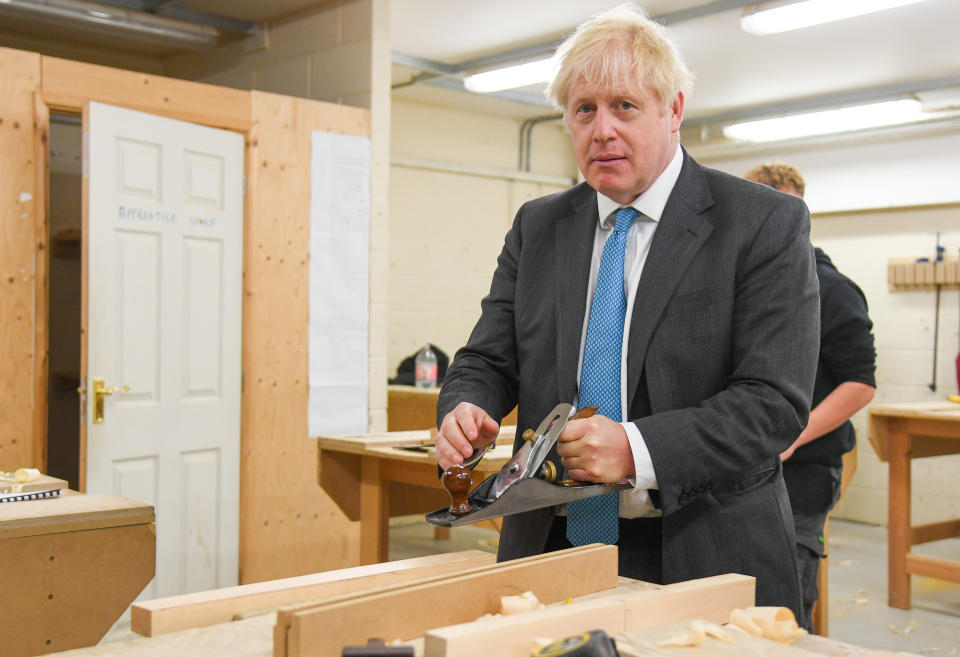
[566,206,638,546]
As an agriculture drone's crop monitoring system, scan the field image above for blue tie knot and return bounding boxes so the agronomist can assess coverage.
[614,206,639,234]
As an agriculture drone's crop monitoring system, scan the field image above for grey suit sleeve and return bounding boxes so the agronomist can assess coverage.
[436,211,523,427]
[636,195,820,515]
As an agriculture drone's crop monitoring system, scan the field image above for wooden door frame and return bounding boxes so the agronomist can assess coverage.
[3,48,372,583]
[38,56,252,493]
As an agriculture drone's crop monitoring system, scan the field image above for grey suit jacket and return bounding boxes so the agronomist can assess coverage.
[437,151,819,615]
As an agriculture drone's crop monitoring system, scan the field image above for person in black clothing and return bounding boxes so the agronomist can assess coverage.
[744,162,877,630]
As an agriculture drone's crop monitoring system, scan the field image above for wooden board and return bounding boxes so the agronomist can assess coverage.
[275,545,618,657]
[240,91,370,583]
[131,550,496,636]
[0,473,68,494]
[0,47,42,472]
[2,522,155,657]
[0,493,154,539]
[424,574,755,657]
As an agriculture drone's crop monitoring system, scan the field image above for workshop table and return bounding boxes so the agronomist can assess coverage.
[867,401,960,608]
[316,428,514,564]
[0,491,156,656]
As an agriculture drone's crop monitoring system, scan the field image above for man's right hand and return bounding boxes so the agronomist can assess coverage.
[435,402,500,470]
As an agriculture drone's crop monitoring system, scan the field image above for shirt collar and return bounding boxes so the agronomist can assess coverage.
[595,142,683,228]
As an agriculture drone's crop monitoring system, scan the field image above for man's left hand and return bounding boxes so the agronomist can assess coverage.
[557,415,635,483]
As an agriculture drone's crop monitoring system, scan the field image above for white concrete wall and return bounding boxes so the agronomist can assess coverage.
[387,98,577,377]
[694,129,960,525]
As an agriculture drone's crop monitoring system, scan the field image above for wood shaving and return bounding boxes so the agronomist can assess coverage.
[853,598,870,605]
[15,468,40,483]
[702,621,732,641]
[500,590,544,615]
[727,607,806,643]
[657,620,707,647]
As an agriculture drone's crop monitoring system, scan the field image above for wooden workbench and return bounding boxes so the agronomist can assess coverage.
[867,401,960,608]
[386,384,517,431]
[0,492,156,656]
[316,428,515,564]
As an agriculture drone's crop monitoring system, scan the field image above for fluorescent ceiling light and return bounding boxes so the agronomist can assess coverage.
[741,0,930,35]
[463,57,555,94]
[723,99,925,142]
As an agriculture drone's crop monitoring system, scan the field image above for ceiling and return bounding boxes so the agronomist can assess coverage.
[3,0,960,139]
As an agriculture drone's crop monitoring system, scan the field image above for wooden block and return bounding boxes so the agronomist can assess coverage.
[131,550,496,637]
[0,493,154,539]
[424,574,755,657]
[0,473,68,494]
[275,545,619,657]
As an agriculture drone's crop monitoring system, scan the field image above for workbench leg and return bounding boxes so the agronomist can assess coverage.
[360,456,390,565]
[888,425,911,609]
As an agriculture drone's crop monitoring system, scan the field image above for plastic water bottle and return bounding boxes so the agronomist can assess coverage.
[414,344,438,389]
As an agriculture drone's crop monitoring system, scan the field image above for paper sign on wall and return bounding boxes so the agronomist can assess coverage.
[308,131,370,436]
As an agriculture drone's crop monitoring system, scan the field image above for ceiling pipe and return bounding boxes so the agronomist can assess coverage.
[0,0,221,50]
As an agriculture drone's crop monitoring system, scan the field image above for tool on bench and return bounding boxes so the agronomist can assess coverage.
[533,630,620,656]
[427,403,631,527]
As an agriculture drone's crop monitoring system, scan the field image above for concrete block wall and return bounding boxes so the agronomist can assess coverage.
[812,210,960,526]
[387,98,577,378]
[164,0,392,431]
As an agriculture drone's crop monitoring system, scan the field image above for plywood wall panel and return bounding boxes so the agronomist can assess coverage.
[41,56,251,132]
[242,91,369,583]
[0,47,41,470]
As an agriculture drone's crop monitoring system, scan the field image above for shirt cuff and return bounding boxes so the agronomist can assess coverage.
[622,421,658,490]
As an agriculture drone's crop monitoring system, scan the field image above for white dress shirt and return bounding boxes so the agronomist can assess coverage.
[572,142,683,518]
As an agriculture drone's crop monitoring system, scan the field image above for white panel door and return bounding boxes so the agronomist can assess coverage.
[83,102,243,598]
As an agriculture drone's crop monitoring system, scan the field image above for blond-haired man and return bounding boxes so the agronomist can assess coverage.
[436,6,818,617]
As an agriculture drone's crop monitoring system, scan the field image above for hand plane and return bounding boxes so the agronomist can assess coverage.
[426,403,630,527]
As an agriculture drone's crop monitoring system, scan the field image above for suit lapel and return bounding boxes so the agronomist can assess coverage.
[626,154,715,407]
[555,183,598,404]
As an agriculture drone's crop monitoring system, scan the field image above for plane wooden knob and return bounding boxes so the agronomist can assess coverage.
[442,464,473,515]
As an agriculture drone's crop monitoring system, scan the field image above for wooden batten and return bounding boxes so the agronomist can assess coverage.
[41,56,251,131]
[32,93,50,472]
[131,550,495,637]
[424,574,756,657]
[274,545,619,657]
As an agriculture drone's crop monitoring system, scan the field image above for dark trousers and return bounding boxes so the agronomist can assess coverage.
[544,515,663,583]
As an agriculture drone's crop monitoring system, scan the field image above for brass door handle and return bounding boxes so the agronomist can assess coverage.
[92,378,130,424]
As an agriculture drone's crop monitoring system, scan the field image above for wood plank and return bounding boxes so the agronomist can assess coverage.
[905,553,960,582]
[131,550,495,637]
[240,91,369,583]
[0,47,42,472]
[424,574,755,657]
[0,493,154,539]
[41,56,251,131]
[277,545,618,657]
[910,518,960,545]
[2,522,155,656]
